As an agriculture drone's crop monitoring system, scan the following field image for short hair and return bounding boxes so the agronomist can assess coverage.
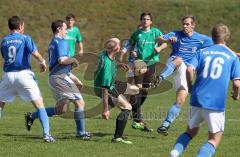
[140,12,153,21]
[182,15,196,25]
[212,24,230,43]
[104,38,120,52]
[66,13,76,21]
[8,16,24,30]
[51,20,64,34]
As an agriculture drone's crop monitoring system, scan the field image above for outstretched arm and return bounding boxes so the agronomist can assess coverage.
[31,51,47,73]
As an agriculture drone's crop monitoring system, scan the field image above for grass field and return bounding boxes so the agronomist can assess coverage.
[0,0,240,157]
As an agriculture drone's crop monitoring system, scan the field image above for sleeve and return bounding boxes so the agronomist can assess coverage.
[188,50,201,70]
[57,40,69,57]
[76,27,83,43]
[202,36,214,48]
[162,31,176,40]
[230,57,240,80]
[25,36,38,54]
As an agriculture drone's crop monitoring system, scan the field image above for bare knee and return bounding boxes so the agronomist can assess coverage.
[173,57,183,67]
[186,126,199,138]
[74,99,85,108]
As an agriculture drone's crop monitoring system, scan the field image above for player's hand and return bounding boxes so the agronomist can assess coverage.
[72,58,79,68]
[154,47,162,53]
[102,110,110,120]
[39,61,47,73]
[78,50,83,57]
[231,91,239,100]
[131,51,137,58]
[76,81,83,91]
[168,37,177,43]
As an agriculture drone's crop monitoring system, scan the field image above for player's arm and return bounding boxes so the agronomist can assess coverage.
[186,66,195,93]
[31,51,47,73]
[77,42,83,56]
[155,43,167,54]
[58,56,79,67]
[69,73,83,91]
[231,79,240,100]
[102,88,110,120]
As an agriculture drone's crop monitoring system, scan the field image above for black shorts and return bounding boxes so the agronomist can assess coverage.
[134,63,156,88]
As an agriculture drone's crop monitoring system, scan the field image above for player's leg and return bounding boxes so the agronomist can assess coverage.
[31,98,55,142]
[158,56,182,81]
[73,98,91,140]
[196,109,224,157]
[112,94,132,144]
[158,63,188,135]
[169,106,203,157]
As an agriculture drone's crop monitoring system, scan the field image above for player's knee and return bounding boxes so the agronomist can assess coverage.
[128,85,139,95]
[173,57,183,67]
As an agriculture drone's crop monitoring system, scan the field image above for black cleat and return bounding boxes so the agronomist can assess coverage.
[76,132,92,140]
[149,76,163,89]
[157,125,169,136]
[25,112,33,131]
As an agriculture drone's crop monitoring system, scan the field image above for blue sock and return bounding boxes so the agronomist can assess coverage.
[163,103,181,127]
[37,108,50,136]
[32,107,56,121]
[170,133,192,157]
[160,61,176,80]
[196,142,216,157]
[74,107,85,136]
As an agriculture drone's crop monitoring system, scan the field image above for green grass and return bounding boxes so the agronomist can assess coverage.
[0,0,240,156]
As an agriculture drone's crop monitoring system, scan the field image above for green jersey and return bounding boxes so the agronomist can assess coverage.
[65,26,83,57]
[130,27,163,65]
[94,50,117,97]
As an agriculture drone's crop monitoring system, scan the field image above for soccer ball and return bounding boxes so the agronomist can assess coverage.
[133,60,147,76]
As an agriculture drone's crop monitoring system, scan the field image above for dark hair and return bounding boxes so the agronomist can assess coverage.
[66,13,76,21]
[8,16,24,30]
[212,24,230,44]
[140,12,152,21]
[182,15,196,25]
[51,20,64,34]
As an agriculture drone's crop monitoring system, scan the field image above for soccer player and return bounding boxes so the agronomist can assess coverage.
[128,12,167,132]
[156,15,213,135]
[65,13,83,57]
[25,20,91,140]
[0,16,55,142]
[169,24,240,157]
[94,38,142,144]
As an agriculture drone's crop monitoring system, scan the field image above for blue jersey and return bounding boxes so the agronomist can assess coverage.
[1,32,37,72]
[48,36,71,75]
[163,31,213,64]
[189,44,240,111]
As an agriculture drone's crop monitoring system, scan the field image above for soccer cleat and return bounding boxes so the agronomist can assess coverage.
[43,134,56,142]
[131,121,153,132]
[111,137,133,144]
[149,75,163,89]
[76,132,92,140]
[25,112,34,131]
[157,125,169,136]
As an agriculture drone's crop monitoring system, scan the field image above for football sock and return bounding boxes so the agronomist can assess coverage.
[114,109,130,138]
[170,133,192,157]
[160,61,176,80]
[163,103,181,127]
[196,142,216,157]
[74,107,86,136]
[32,107,56,121]
[37,108,50,136]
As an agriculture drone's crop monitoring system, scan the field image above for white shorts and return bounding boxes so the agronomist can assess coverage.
[0,70,42,102]
[49,74,83,102]
[167,56,188,92]
[188,106,225,133]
